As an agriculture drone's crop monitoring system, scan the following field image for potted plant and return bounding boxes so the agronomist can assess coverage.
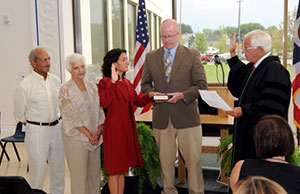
[218,135,300,177]
[101,122,161,194]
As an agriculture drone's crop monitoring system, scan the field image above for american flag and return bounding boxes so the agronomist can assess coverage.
[292,1,300,131]
[133,0,151,115]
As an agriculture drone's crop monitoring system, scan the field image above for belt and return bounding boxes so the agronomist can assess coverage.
[26,117,61,126]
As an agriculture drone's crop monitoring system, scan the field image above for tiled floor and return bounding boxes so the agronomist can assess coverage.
[0,142,71,194]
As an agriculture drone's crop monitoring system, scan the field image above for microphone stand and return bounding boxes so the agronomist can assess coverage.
[214,55,225,86]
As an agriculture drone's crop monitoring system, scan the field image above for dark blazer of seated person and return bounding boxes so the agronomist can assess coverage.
[230,115,300,194]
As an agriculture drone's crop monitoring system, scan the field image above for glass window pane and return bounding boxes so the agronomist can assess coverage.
[158,17,162,47]
[127,3,136,70]
[147,11,152,50]
[153,14,158,49]
[90,0,107,82]
[112,0,124,49]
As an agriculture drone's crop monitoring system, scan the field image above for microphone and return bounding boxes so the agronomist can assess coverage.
[214,55,222,65]
[214,55,225,86]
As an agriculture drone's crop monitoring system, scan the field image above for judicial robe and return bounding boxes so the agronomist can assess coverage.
[227,55,291,166]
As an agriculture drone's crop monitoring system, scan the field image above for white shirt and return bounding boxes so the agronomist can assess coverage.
[14,71,61,123]
[254,52,271,68]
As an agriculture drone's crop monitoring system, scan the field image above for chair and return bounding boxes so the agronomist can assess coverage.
[0,111,10,163]
[0,122,25,165]
[0,176,46,194]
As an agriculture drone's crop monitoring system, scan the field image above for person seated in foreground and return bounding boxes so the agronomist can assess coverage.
[234,176,287,194]
[230,115,300,194]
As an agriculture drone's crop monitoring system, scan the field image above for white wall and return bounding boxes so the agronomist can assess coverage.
[0,0,36,134]
[0,0,74,136]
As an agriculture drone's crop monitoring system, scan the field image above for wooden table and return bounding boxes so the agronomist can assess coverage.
[135,110,234,184]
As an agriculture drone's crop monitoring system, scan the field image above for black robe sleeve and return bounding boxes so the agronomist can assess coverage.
[227,56,254,98]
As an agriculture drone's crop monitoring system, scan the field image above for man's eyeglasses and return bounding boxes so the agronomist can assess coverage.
[160,32,178,39]
[243,46,258,51]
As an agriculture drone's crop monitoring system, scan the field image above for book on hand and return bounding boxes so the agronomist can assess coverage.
[153,95,169,101]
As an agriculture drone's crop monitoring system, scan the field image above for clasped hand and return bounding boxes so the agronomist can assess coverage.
[87,130,102,146]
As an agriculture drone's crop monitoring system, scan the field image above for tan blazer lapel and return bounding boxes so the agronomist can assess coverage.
[169,45,184,83]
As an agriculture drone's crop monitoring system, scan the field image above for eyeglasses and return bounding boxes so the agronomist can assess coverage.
[160,32,178,39]
[243,46,258,51]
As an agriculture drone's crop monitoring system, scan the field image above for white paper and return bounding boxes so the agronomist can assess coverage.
[198,90,232,111]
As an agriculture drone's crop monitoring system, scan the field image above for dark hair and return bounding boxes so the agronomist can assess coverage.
[254,115,295,159]
[102,48,127,78]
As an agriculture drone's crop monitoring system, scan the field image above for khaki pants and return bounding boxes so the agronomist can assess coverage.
[154,121,204,194]
[63,132,101,194]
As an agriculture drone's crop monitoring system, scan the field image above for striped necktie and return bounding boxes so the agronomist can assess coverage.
[165,50,172,82]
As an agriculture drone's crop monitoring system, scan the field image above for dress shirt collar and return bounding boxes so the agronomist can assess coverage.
[164,44,179,64]
[254,52,271,68]
[164,44,179,58]
[32,70,48,81]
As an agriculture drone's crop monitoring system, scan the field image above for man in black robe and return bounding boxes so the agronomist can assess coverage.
[226,30,291,166]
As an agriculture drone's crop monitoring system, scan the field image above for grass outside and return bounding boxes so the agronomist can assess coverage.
[204,61,293,84]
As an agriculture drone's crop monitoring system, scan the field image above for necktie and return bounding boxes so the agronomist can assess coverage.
[165,50,172,82]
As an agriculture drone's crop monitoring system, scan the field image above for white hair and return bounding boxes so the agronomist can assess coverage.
[245,30,272,52]
[64,53,86,73]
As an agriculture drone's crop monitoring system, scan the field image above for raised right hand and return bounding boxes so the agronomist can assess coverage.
[111,63,118,83]
[230,32,237,57]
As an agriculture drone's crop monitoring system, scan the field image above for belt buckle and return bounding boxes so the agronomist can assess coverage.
[48,122,51,127]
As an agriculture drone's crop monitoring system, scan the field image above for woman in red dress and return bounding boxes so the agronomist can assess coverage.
[98,49,156,194]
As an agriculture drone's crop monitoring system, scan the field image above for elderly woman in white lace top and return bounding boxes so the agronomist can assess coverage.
[59,53,105,194]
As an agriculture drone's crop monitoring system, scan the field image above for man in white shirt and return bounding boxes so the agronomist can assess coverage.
[14,47,65,194]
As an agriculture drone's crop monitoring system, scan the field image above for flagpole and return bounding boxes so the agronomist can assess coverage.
[179,0,182,36]
[283,0,288,69]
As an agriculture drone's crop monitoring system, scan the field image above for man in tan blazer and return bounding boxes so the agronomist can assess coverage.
[141,19,207,194]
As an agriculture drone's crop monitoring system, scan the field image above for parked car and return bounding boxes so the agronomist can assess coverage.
[201,54,214,62]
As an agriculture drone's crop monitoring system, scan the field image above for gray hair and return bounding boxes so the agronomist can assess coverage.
[28,47,46,63]
[64,53,86,73]
[245,30,272,52]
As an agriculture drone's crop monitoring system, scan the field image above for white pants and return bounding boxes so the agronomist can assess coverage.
[25,122,65,194]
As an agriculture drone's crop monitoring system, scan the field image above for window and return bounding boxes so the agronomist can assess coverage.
[147,11,152,50]
[112,0,124,49]
[158,16,162,47]
[153,14,158,49]
[90,0,107,81]
[127,2,136,69]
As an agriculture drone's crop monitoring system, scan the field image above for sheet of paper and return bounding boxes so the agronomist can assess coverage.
[198,90,232,111]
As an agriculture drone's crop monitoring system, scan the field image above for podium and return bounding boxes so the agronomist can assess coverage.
[135,86,234,185]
